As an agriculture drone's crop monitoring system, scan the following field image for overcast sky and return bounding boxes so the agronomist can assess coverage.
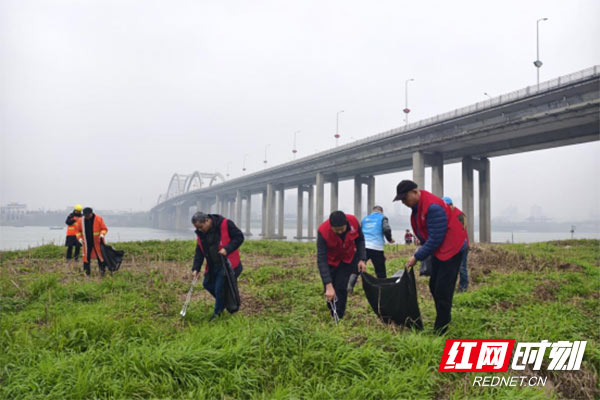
[1,0,599,222]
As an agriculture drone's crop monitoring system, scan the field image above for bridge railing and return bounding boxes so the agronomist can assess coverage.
[156,65,599,203]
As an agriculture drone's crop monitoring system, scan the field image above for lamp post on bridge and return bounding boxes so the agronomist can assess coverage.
[292,131,299,159]
[534,17,549,89]
[263,144,270,169]
[404,78,414,126]
[226,162,231,178]
[242,154,248,172]
[334,110,344,146]
[484,92,492,99]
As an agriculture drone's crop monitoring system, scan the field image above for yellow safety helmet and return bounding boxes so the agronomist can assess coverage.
[74,204,83,211]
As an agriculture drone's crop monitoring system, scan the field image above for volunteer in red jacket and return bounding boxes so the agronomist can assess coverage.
[191,212,244,321]
[393,180,467,334]
[317,211,367,320]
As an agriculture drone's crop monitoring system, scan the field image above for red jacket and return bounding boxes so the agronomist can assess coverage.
[196,218,241,273]
[410,190,466,261]
[317,214,360,267]
[75,215,108,263]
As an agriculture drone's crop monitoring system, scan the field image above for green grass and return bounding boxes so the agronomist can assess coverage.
[0,240,598,399]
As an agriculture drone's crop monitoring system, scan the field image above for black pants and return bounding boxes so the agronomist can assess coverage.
[429,251,462,334]
[65,236,81,260]
[203,264,243,316]
[325,257,356,319]
[66,244,81,260]
[83,246,106,275]
[366,249,387,278]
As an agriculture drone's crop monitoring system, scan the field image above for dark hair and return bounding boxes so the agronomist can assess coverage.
[191,212,209,224]
[373,205,383,212]
[329,210,347,227]
[82,207,93,216]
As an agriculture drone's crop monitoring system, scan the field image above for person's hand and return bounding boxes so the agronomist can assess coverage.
[218,248,227,256]
[389,239,396,244]
[78,238,83,245]
[357,260,367,273]
[406,256,417,269]
[193,270,200,279]
[324,283,336,302]
[100,235,106,243]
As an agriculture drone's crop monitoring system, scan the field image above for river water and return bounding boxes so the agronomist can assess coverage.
[1,225,598,251]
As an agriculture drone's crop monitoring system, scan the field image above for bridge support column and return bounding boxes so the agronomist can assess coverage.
[307,185,315,239]
[474,157,491,243]
[367,176,375,212]
[215,195,221,214]
[429,153,444,197]
[412,151,425,189]
[316,172,325,229]
[266,183,275,238]
[462,156,475,242]
[277,186,286,239]
[330,175,339,213]
[244,194,252,236]
[236,191,242,224]
[261,190,267,236]
[354,175,363,219]
[296,185,304,239]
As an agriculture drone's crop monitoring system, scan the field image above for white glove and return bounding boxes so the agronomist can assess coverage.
[78,238,83,245]
[100,235,106,243]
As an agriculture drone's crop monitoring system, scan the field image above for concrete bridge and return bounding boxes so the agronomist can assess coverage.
[150,66,600,242]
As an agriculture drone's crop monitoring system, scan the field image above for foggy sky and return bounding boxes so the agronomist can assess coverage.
[1,0,599,222]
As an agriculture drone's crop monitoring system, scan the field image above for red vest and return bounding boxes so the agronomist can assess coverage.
[452,206,469,245]
[196,218,241,273]
[410,190,466,261]
[318,214,360,267]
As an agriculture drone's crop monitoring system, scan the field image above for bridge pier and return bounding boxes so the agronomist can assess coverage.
[235,191,242,225]
[307,185,315,238]
[316,172,325,227]
[244,193,252,236]
[265,183,275,238]
[413,151,445,197]
[462,156,491,243]
[353,175,374,220]
[277,186,286,239]
[330,174,339,212]
[261,190,267,237]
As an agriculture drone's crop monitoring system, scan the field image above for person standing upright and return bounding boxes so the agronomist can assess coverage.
[65,204,82,261]
[75,207,108,276]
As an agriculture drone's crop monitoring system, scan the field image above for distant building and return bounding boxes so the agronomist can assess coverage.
[1,203,27,221]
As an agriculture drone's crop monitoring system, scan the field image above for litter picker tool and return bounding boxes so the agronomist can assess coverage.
[328,297,340,324]
[180,275,198,317]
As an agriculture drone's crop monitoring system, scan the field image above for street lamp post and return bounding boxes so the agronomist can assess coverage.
[334,110,344,146]
[292,131,299,159]
[263,144,270,169]
[534,18,548,88]
[242,154,248,172]
[484,92,492,99]
[403,78,414,125]
[226,162,231,178]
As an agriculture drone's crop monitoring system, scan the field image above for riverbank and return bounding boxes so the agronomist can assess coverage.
[1,240,598,399]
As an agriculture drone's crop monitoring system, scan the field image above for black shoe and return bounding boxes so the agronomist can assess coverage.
[209,313,222,321]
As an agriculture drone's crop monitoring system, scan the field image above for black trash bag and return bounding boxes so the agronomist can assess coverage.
[361,268,423,329]
[100,241,124,272]
[221,256,241,314]
[419,256,432,277]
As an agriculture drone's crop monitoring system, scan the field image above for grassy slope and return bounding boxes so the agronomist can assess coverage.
[0,240,598,399]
